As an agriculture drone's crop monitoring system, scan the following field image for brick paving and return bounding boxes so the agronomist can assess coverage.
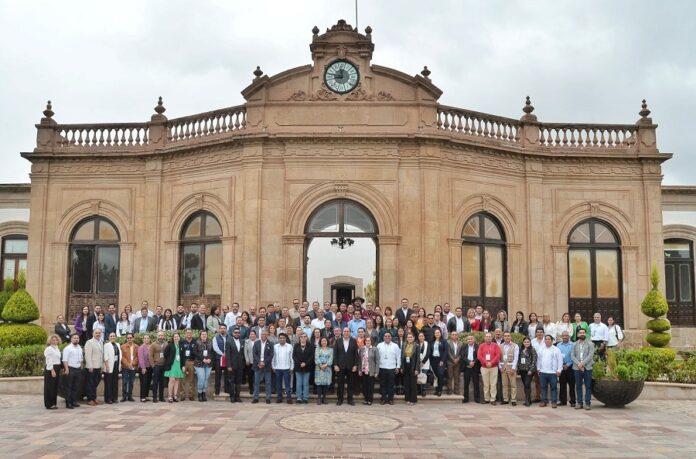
[0,395,694,458]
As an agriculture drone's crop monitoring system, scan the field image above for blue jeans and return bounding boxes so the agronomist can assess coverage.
[295,371,310,401]
[121,369,135,397]
[194,366,212,393]
[254,367,272,401]
[575,369,593,406]
[539,372,558,403]
[275,369,291,401]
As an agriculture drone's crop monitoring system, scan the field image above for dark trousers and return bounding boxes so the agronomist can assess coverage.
[63,367,81,407]
[520,371,534,404]
[43,366,60,408]
[138,368,152,400]
[104,371,119,403]
[496,368,504,402]
[462,366,480,402]
[276,369,291,401]
[433,363,446,394]
[336,368,355,403]
[86,369,101,401]
[122,369,135,398]
[361,374,375,403]
[244,365,254,393]
[575,369,593,406]
[253,367,272,401]
[559,366,576,404]
[317,384,329,401]
[379,368,396,401]
[403,367,418,403]
[151,365,165,401]
[229,367,243,400]
[214,360,228,395]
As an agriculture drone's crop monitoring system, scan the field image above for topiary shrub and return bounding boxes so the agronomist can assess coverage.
[1,288,40,323]
[641,265,671,347]
[0,323,47,347]
[0,278,13,319]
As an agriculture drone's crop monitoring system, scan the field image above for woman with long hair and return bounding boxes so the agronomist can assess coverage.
[164,332,184,403]
[314,336,333,405]
[556,312,573,342]
[74,306,91,346]
[402,332,421,405]
[158,308,178,331]
[527,313,541,339]
[510,310,528,336]
[206,305,221,334]
[466,308,480,332]
[430,328,448,397]
[517,337,538,407]
[43,334,62,409]
[417,332,431,397]
[116,311,131,337]
[494,310,510,333]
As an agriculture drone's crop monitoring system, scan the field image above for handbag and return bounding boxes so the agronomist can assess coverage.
[417,372,427,385]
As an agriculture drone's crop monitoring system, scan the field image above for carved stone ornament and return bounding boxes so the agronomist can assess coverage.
[589,202,600,217]
[309,88,339,101]
[287,90,308,101]
[481,194,490,211]
[346,87,372,101]
[194,194,204,209]
[337,45,347,59]
[376,91,395,101]
[90,200,101,214]
[335,183,348,196]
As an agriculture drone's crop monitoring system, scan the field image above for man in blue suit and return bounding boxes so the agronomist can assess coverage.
[104,303,118,338]
[252,329,274,404]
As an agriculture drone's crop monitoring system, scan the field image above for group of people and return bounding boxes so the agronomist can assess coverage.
[43,297,624,411]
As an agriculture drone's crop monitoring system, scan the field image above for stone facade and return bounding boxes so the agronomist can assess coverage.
[11,20,682,332]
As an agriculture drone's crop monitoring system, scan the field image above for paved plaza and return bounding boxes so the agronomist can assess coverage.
[0,395,695,458]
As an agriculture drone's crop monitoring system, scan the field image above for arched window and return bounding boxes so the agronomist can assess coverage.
[664,239,695,326]
[2,235,27,291]
[568,219,622,323]
[68,216,120,318]
[304,200,378,304]
[461,213,506,311]
[180,212,222,304]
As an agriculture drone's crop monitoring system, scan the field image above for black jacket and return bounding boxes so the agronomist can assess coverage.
[293,343,315,373]
[54,323,71,343]
[511,320,529,337]
[190,314,206,331]
[333,337,359,370]
[459,342,480,371]
[421,324,438,343]
[447,316,472,334]
[180,338,196,361]
[225,338,245,371]
[395,308,413,327]
[163,342,184,371]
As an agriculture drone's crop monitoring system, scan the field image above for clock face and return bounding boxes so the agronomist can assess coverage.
[324,60,359,94]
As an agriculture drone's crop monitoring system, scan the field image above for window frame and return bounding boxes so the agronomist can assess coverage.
[179,211,223,297]
[1,234,28,291]
[68,217,121,295]
[664,238,695,326]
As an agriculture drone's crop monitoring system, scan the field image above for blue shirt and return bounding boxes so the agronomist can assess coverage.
[348,319,366,338]
[556,341,574,366]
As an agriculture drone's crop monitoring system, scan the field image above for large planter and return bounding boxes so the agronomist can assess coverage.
[592,379,645,407]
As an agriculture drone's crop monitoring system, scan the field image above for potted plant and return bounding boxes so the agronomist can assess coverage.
[591,349,648,407]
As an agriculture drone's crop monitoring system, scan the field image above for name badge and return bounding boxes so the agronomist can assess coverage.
[406,357,411,364]
[185,350,191,357]
[485,354,491,361]
[115,355,119,361]
[580,352,584,360]
[159,352,164,358]
[521,357,526,365]
[175,354,180,361]
[203,350,208,357]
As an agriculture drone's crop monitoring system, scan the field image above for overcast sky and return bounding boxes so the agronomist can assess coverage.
[0,0,694,185]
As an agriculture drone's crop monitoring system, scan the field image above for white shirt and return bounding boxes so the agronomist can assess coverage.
[454,317,465,333]
[532,337,545,355]
[536,344,563,374]
[466,344,474,361]
[224,311,241,328]
[272,343,294,371]
[44,345,62,370]
[555,322,572,341]
[420,342,430,370]
[376,342,401,369]
[62,344,83,368]
[590,322,609,342]
[311,317,325,330]
[343,339,350,352]
[542,322,558,342]
[608,324,624,347]
[499,342,520,370]
[445,312,455,323]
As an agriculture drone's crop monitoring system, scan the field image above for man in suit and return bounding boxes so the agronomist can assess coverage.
[84,328,104,406]
[333,327,359,406]
[212,324,228,397]
[447,307,471,334]
[104,303,118,338]
[85,304,103,340]
[133,307,157,334]
[394,298,412,327]
[225,326,246,403]
[447,331,462,395]
[252,329,274,404]
[461,334,481,403]
[190,304,206,331]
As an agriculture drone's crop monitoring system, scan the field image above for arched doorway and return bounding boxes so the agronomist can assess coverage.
[567,218,623,324]
[67,216,120,319]
[179,211,223,309]
[304,200,378,305]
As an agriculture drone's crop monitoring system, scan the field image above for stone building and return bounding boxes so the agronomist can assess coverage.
[3,20,695,346]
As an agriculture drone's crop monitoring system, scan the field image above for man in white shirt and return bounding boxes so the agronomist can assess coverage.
[224,303,241,328]
[62,333,83,409]
[443,303,455,323]
[530,327,546,402]
[589,313,609,359]
[376,331,401,405]
[536,335,563,408]
[272,333,294,404]
[447,307,469,334]
[311,309,326,330]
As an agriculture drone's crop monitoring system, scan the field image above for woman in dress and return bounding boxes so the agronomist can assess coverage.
[527,313,541,339]
[510,310,528,336]
[430,328,448,397]
[493,310,510,333]
[394,327,406,394]
[43,334,62,409]
[417,332,431,397]
[517,337,538,407]
[73,306,91,346]
[571,313,590,342]
[556,312,573,342]
[193,330,213,402]
[244,330,257,394]
[158,308,178,331]
[466,308,480,332]
[116,311,131,337]
[607,315,624,349]
[164,332,184,402]
[402,332,421,405]
[314,336,333,405]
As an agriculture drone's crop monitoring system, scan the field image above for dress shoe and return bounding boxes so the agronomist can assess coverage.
[88,400,97,406]
[363,401,370,405]
[47,406,58,410]
[380,400,386,405]
[575,405,584,410]
[317,399,322,405]
[388,400,394,405]
[265,399,271,404]
[159,398,165,402]
[252,399,259,404]
[336,401,343,406]
[66,405,74,409]
[539,402,547,407]
[120,397,127,402]
[236,398,242,403]
[106,401,113,405]
[501,401,509,405]
[72,403,80,408]
[347,400,355,406]
[490,401,497,406]
[551,403,557,408]
[152,399,158,403]
[128,397,135,402]
[202,393,207,402]
[570,403,576,408]
[511,401,517,406]
[287,399,293,404]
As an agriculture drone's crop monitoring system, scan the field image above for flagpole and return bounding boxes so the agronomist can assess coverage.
[355,0,358,29]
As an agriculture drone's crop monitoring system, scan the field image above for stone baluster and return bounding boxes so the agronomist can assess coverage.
[149,96,168,149]
[518,96,540,148]
[634,99,658,153]
[35,100,57,151]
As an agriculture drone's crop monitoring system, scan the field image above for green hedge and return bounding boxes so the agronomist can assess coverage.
[614,347,676,381]
[1,289,40,323]
[667,357,696,384]
[0,323,47,348]
[0,344,45,377]
[115,329,203,345]
[457,331,526,346]
[0,278,13,318]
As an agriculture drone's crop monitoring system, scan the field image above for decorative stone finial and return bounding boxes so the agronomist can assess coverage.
[421,66,431,79]
[523,96,534,115]
[312,25,319,36]
[639,99,651,118]
[253,66,263,79]
[43,100,54,119]
[365,26,372,36]
[154,96,166,114]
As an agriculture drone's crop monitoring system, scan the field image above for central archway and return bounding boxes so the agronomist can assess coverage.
[303,199,379,306]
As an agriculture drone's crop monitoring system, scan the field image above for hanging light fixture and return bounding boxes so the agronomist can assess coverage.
[330,236,355,249]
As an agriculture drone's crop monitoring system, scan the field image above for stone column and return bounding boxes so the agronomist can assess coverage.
[447,238,461,307]
[378,236,400,308]
[48,242,69,326]
[551,245,569,319]
[282,235,305,305]
[221,236,236,305]
[623,246,639,329]
[507,243,523,313]
[118,242,136,308]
